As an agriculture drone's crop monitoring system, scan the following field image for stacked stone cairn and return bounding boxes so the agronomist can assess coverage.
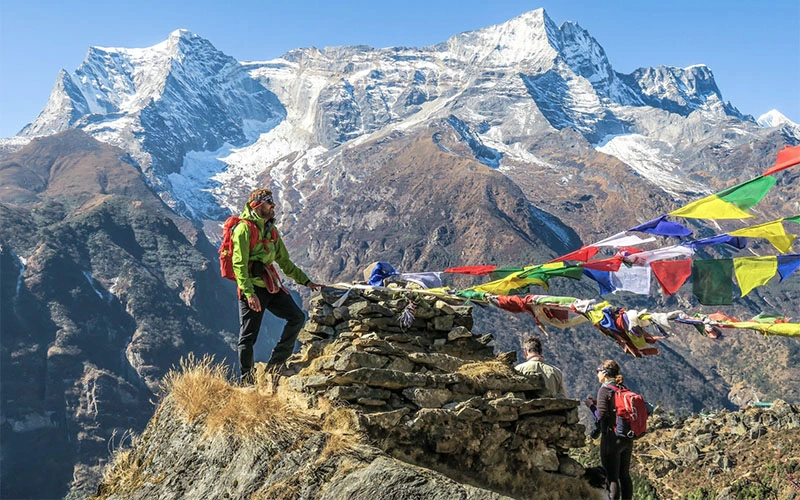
[284,284,587,487]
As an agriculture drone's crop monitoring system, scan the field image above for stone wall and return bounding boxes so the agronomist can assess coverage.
[285,285,587,488]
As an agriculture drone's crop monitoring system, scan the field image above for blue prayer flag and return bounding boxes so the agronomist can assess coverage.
[583,268,615,295]
[628,215,692,237]
[682,234,747,250]
[777,254,800,282]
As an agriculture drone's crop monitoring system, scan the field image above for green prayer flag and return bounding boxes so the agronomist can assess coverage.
[717,175,776,209]
[692,259,733,305]
[750,313,786,324]
[520,265,584,281]
[786,215,800,224]
[455,290,487,301]
[545,265,586,280]
[489,267,525,280]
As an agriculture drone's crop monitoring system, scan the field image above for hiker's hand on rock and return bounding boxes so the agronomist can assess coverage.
[584,397,596,408]
[307,282,323,292]
[247,295,262,312]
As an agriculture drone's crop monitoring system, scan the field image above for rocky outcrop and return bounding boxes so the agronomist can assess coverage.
[93,396,517,500]
[91,283,601,499]
[285,284,588,492]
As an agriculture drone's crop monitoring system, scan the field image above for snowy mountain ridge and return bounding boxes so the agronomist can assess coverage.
[5,9,797,222]
[17,29,286,219]
[758,109,800,130]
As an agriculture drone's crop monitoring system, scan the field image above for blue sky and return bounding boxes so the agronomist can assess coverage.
[1,0,798,138]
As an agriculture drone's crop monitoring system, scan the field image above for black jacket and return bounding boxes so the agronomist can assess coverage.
[596,383,622,433]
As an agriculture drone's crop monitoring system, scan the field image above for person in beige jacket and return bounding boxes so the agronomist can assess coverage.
[514,336,566,398]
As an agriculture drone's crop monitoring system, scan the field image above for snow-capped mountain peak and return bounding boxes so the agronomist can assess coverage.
[758,109,799,129]
[444,8,561,69]
[19,30,286,219]
[617,64,743,117]
[557,21,612,84]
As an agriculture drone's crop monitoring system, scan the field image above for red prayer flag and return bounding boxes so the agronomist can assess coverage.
[495,295,534,314]
[763,145,800,176]
[548,246,599,263]
[708,312,739,322]
[581,256,623,271]
[443,265,498,275]
[651,259,692,295]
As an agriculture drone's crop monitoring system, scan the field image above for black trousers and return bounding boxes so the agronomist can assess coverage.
[600,431,633,500]
[238,286,305,379]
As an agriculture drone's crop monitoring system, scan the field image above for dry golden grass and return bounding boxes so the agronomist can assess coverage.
[91,449,149,500]
[320,407,363,461]
[457,360,518,383]
[160,354,318,444]
[160,354,365,454]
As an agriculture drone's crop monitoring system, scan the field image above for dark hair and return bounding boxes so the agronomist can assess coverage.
[248,188,273,204]
[522,336,543,355]
[599,359,624,385]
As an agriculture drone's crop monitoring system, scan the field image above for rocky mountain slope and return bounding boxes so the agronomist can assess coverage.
[0,130,239,499]
[2,7,800,499]
[633,400,800,499]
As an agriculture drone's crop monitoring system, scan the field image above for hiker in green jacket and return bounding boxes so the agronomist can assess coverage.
[233,187,321,384]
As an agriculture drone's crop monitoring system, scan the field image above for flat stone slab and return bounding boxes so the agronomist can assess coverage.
[408,352,468,373]
[518,398,580,415]
[331,368,431,390]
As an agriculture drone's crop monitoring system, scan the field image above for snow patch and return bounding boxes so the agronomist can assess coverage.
[11,254,27,314]
[490,141,561,171]
[528,204,574,247]
[107,277,120,303]
[596,133,708,195]
[82,271,105,299]
[169,116,283,217]
[169,143,236,218]
[0,136,32,148]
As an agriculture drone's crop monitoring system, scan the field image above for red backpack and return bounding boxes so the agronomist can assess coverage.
[608,385,649,438]
[218,217,277,281]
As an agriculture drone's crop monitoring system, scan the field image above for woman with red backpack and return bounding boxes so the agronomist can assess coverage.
[585,360,633,500]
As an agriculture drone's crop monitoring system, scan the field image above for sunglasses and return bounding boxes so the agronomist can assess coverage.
[251,195,274,207]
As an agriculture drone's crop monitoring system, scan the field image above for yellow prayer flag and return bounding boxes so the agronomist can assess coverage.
[730,321,800,337]
[729,219,797,253]
[473,274,547,294]
[669,196,754,220]
[733,256,778,297]
[584,301,611,325]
